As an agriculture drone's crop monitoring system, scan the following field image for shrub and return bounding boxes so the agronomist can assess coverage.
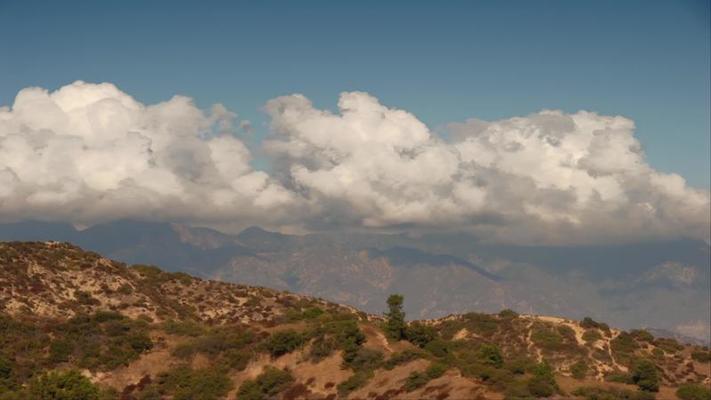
[264,330,304,357]
[0,356,11,381]
[531,326,564,351]
[26,370,100,400]
[527,362,557,397]
[570,360,588,379]
[676,384,711,400]
[425,363,447,379]
[691,350,710,363]
[611,332,639,365]
[583,329,602,343]
[631,359,659,392]
[406,322,436,348]
[581,317,610,333]
[403,371,429,392]
[630,329,654,342]
[344,348,383,371]
[158,366,232,400]
[336,370,372,396]
[653,337,683,354]
[605,371,633,384]
[498,309,519,319]
[162,320,205,337]
[477,344,503,368]
[573,386,657,400]
[253,367,293,397]
[383,350,422,370]
[424,339,450,358]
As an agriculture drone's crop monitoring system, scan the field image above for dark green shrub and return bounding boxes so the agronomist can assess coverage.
[162,320,205,336]
[426,363,447,379]
[158,366,232,400]
[527,362,557,397]
[406,322,436,348]
[631,359,659,392]
[49,340,73,363]
[605,371,633,384]
[253,367,293,397]
[424,339,450,358]
[676,384,711,400]
[581,317,610,333]
[344,348,383,371]
[653,337,683,354]
[383,350,422,370]
[337,370,373,396]
[26,370,100,400]
[570,360,588,379]
[691,350,711,363]
[573,386,657,400]
[583,329,602,343]
[498,309,519,319]
[630,329,654,342]
[403,371,429,391]
[264,330,304,357]
[477,344,503,368]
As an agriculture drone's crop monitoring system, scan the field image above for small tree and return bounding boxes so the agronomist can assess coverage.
[384,294,406,341]
[631,359,659,392]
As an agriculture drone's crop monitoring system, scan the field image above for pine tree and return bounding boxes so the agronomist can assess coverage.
[384,294,406,340]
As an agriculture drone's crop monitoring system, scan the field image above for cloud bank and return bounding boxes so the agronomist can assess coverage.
[1,82,708,244]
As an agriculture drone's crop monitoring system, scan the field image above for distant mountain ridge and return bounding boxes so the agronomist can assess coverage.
[0,220,709,343]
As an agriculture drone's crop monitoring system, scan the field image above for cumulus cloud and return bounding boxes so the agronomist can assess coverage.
[0,81,296,227]
[1,82,708,244]
[265,92,710,244]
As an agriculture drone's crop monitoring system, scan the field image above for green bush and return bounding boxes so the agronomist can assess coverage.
[605,371,633,384]
[630,359,659,392]
[406,322,437,348]
[498,309,519,319]
[403,371,429,392]
[583,329,602,343]
[424,339,450,358]
[581,317,610,333]
[653,337,683,354]
[425,363,447,379]
[573,386,657,400]
[477,344,503,368]
[383,350,422,370]
[676,384,711,400]
[162,320,205,337]
[337,370,373,396]
[691,350,710,363]
[237,367,294,400]
[264,330,304,357]
[26,370,100,400]
[157,366,232,400]
[570,360,588,379]
[630,329,654,343]
[344,348,383,371]
[527,362,557,397]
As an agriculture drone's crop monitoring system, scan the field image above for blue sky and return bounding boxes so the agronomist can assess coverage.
[1,0,709,186]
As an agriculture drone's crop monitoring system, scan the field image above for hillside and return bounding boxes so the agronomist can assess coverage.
[2,220,709,344]
[0,241,709,400]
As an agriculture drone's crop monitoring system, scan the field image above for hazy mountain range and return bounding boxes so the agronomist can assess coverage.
[1,220,709,342]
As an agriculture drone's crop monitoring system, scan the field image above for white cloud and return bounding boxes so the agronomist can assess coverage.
[265,92,710,244]
[0,81,296,227]
[1,82,708,244]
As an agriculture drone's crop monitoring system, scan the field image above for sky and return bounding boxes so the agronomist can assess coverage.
[0,0,709,244]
